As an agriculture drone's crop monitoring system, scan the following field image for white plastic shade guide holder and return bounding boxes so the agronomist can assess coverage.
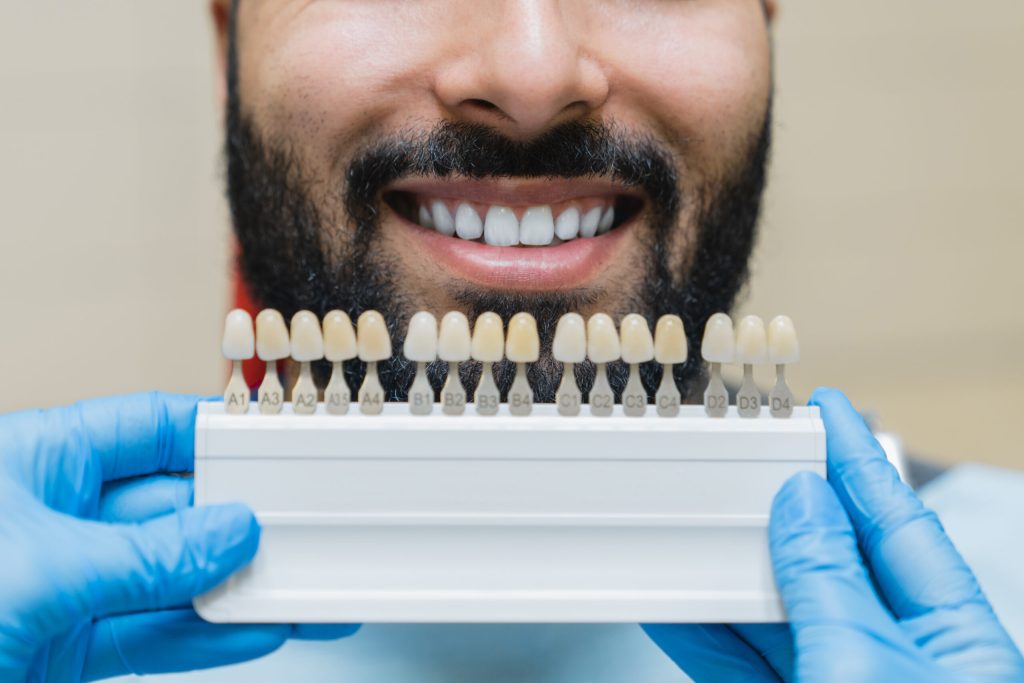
[193,402,825,624]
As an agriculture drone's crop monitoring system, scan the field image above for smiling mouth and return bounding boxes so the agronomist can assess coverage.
[383,181,644,248]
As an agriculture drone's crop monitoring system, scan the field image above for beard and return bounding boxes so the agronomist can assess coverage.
[225,54,770,405]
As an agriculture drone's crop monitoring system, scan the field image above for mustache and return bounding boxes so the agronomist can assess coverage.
[343,119,682,233]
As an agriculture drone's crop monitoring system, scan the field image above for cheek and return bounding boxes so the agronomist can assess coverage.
[591,6,771,173]
[239,4,440,159]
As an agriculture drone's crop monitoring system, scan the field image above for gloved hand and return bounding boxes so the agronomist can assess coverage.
[0,392,358,682]
[644,388,1024,682]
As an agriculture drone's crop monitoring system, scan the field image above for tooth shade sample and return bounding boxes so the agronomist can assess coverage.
[506,312,540,362]
[484,206,518,246]
[654,315,688,364]
[289,311,324,362]
[471,312,505,362]
[357,310,392,361]
[431,201,455,236]
[701,313,735,363]
[768,315,800,364]
[418,205,434,229]
[519,206,555,246]
[323,310,357,361]
[619,314,654,364]
[735,315,768,365]
[553,313,586,363]
[579,207,602,238]
[597,206,615,234]
[554,208,581,240]
[438,311,472,361]
[586,313,621,363]
[455,203,483,240]
[404,311,439,362]
[222,309,255,360]
[256,309,290,361]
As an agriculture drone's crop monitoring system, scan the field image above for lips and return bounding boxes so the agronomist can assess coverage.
[383,177,644,290]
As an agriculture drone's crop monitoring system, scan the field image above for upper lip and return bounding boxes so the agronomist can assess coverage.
[386,176,645,206]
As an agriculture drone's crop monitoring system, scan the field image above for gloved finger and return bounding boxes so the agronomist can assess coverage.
[730,624,795,681]
[73,503,259,621]
[83,609,290,680]
[290,624,362,639]
[99,474,193,522]
[769,472,908,643]
[641,624,781,683]
[810,388,988,620]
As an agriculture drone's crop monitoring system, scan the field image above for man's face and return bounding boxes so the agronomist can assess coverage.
[215,0,773,400]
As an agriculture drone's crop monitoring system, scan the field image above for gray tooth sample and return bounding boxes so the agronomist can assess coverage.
[552,313,586,416]
[403,311,438,415]
[290,310,324,414]
[471,312,504,416]
[767,315,800,418]
[256,309,290,414]
[323,310,357,415]
[654,315,687,417]
[587,313,620,416]
[735,315,768,418]
[222,309,255,415]
[438,312,472,415]
[619,314,654,417]
[505,313,539,416]
[701,313,734,418]
[357,310,391,415]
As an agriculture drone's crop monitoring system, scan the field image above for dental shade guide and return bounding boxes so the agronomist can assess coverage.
[471,312,504,416]
[289,311,323,415]
[323,310,356,414]
[768,315,799,418]
[404,311,438,416]
[205,308,819,624]
[438,312,472,415]
[654,314,687,417]
[505,312,539,416]
[357,310,390,415]
[586,313,619,416]
[221,309,254,414]
[255,309,289,414]
[553,313,586,416]
[701,313,734,418]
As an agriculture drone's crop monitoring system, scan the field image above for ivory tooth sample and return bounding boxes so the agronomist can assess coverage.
[256,309,290,414]
[767,315,800,418]
[654,315,687,417]
[735,315,768,418]
[221,309,255,414]
[438,311,472,415]
[701,313,735,418]
[471,312,504,416]
[505,312,539,416]
[587,313,620,416]
[552,313,586,416]
[323,310,357,414]
[290,310,324,414]
[404,311,438,415]
[619,314,654,417]
[357,310,392,415]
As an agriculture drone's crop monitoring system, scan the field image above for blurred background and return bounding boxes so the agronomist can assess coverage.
[0,2,1020,469]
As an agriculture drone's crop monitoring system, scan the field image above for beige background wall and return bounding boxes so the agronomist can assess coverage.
[0,2,1020,469]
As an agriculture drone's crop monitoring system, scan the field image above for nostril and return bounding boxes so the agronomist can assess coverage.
[464,98,500,113]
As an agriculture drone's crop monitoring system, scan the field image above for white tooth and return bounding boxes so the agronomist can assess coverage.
[323,310,357,361]
[455,203,483,240]
[519,206,555,246]
[256,309,290,361]
[222,309,255,360]
[579,206,602,238]
[587,313,621,363]
[438,311,472,361]
[357,310,392,361]
[431,201,455,236]
[484,205,519,246]
[554,207,580,240]
[553,313,586,363]
[403,311,438,362]
[701,313,735,364]
[735,315,768,365]
[418,205,434,229]
[290,310,324,362]
[597,206,615,234]
[471,311,505,362]
[619,314,654,364]
[654,314,688,365]
[768,315,800,364]
[505,312,540,363]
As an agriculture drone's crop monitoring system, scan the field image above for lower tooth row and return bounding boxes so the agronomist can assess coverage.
[222,310,800,419]
[418,202,615,246]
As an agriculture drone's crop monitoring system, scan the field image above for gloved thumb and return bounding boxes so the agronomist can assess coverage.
[73,503,259,621]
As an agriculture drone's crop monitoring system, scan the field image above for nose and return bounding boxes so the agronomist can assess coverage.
[434,0,609,138]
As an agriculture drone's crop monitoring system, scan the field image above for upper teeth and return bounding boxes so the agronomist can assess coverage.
[421,201,616,246]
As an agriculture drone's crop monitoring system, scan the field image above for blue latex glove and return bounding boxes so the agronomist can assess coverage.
[0,393,358,682]
[644,388,1024,682]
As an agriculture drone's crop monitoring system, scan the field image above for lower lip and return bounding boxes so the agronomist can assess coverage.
[396,216,631,290]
